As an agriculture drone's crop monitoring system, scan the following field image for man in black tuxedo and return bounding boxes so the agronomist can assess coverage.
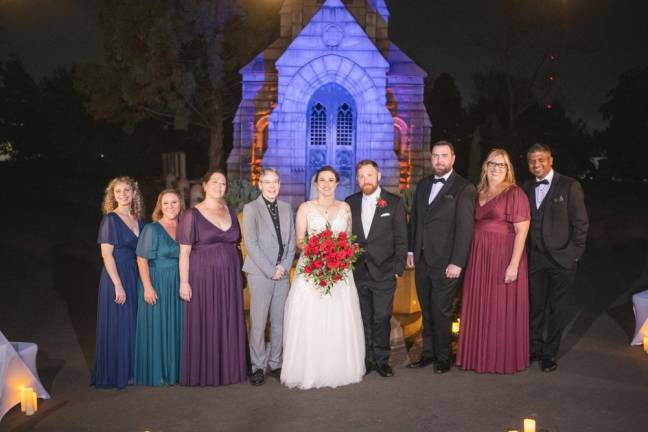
[346,160,408,378]
[523,143,589,372]
[407,141,476,373]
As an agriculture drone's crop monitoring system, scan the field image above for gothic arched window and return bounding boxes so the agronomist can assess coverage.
[336,103,353,147]
[310,103,327,146]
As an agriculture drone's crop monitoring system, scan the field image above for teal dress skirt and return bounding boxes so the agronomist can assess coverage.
[133,222,183,386]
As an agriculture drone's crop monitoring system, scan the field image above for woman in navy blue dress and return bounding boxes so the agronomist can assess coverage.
[93,176,145,388]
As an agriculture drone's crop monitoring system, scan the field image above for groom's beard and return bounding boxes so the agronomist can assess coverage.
[361,183,378,195]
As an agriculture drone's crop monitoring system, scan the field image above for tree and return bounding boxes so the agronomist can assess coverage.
[0,54,46,160]
[75,0,278,170]
[600,65,648,174]
[424,72,470,172]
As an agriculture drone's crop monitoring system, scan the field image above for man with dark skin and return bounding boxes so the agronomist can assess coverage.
[523,143,589,372]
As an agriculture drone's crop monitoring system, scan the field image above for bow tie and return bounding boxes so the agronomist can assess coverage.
[432,178,446,184]
[535,179,549,187]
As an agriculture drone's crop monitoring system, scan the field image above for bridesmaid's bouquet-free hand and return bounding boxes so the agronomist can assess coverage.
[299,228,363,295]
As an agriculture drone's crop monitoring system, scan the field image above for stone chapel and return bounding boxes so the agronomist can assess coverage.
[227,0,432,205]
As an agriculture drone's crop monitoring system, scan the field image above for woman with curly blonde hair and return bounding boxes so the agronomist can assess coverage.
[93,176,145,388]
[457,149,532,374]
[134,189,185,386]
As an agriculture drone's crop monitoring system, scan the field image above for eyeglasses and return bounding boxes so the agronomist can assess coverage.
[260,180,279,185]
[486,161,508,170]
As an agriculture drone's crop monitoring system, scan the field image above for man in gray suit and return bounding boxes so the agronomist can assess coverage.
[242,168,295,386]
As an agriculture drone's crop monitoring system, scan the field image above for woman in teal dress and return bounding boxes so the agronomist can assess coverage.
[133,189,185,386]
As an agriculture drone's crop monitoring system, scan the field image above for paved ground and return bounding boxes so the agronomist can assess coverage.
[1,183,647,432]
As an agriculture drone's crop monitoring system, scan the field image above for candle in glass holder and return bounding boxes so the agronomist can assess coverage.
[523,418,536,432]
[643,336,648,354]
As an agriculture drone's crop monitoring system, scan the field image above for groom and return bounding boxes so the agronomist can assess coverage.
[346,160,408,377]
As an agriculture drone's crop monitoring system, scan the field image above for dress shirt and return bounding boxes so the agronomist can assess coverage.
[428,170,453,204]
[361,186,381,239]
[263,196,283,265]
[535,169,554,208]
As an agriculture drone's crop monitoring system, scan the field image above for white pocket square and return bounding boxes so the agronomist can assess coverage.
[380,213,391,217]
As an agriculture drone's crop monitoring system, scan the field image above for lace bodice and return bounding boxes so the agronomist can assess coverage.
[305,201,350,235]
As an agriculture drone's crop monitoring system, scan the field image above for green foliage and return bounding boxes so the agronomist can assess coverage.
[400,188,415,216]
[74,0,278,169]
[224,179,260,213]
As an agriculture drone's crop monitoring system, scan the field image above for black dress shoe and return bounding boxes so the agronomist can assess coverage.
[434,360,452,374]
[530,352,542,363]
[407,357,435,369]
[249,369,265,386]
[364,362,374,376]
[269,368,281,380]
[540,358,557,372]
[375,364,394,377]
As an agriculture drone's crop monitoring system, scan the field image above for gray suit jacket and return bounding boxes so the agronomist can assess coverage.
[242,195,296,279]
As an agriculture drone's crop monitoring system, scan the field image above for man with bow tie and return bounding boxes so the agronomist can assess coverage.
[407,141,476,373]
[523,143,589,372]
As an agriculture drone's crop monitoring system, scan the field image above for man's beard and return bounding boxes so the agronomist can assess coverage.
[361,183,378,195]
[432,165,452,177]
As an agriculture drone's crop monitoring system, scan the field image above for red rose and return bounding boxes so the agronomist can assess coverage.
[313,260,323,269]
[340,261,349,269]
[336,251,347,260]
[327,259,339,270]
[304,265,313,275]
[338,232,348,241]
[308,236,319,246]
[377,198,388,209]
[319,280,327,287]
[321,229,333,239]
[333,274,342,282]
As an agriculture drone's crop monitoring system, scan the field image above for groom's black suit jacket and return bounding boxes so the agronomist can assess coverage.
[522,171,589,270]
[408,172,476,270]
[346,190,408,282]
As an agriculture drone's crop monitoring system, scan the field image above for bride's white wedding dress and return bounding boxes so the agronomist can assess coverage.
[281,202,365,389]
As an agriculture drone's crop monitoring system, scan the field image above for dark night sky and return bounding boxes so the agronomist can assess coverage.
[1,0,646,130]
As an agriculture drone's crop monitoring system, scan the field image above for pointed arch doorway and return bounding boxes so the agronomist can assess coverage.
[306,82,357,200]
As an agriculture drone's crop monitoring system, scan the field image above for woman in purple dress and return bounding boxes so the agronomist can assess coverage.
[177,170,247,386]
[456,149,531,374]
[93,176,145,388]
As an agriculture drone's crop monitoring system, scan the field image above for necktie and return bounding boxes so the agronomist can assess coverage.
[535,179,549,187]
[432,178,446,184]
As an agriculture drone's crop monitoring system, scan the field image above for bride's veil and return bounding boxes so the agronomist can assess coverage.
[308,173,318,201]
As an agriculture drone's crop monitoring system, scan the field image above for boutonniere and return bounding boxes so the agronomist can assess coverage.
[376,195,388,209]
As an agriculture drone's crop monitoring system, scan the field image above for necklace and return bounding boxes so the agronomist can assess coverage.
[317,201,335,214]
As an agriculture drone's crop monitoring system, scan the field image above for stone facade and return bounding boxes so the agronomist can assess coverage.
[228,0,431,205]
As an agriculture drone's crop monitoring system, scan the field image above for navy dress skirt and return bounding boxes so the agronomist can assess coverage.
[92,212,144,389]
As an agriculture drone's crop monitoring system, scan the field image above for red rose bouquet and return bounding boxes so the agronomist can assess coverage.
[298,227,363,295]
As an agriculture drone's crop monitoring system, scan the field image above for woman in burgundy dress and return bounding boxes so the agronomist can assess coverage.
[177,170,247,386]
[457,149,531,373]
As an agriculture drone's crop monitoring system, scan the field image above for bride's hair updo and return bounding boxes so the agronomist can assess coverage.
[315,165,340,182]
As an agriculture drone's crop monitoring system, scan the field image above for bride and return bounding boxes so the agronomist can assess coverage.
[281,166,365,389]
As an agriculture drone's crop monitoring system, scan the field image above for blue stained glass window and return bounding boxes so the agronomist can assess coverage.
[310,103,327,146]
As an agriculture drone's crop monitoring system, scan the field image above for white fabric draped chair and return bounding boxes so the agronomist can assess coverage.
[631,290,648,345]
[0,331,50,421]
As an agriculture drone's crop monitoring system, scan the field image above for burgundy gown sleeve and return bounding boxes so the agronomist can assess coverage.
[505,186,531,224]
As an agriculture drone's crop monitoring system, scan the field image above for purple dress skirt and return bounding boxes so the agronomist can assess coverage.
[177,207,247,386]
[93,212,144,388]
[456,186,531,374]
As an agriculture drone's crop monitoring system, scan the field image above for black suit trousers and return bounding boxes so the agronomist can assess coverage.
[415,256,460,362]
[529,250,576,359]
[355,270,396,366]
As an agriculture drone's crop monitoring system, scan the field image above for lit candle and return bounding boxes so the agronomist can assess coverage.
[32,390,38,413]
[452,319,460,335]
[20,386,27,413]
[24,387,34,416]
[523,418,536,432]
[643,336,648,354]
